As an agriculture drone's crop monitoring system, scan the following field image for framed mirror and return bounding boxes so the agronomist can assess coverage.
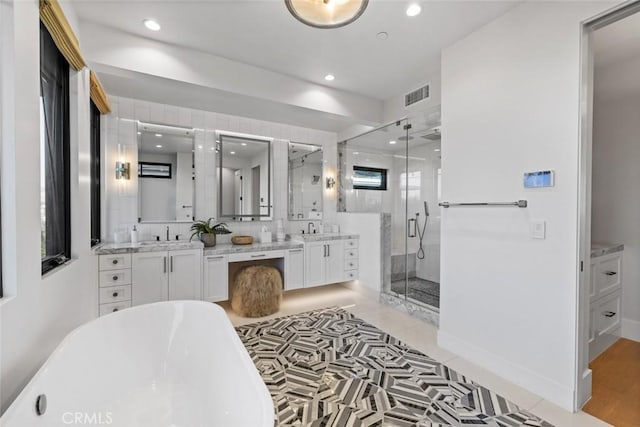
[218,133,272,219]
[137,122,195,223]
[288,142,323,220]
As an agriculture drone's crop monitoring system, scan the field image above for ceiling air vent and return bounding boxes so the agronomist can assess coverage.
[405,84,430,107]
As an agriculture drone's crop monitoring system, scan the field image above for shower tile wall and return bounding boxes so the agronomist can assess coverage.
[103,96,338,242]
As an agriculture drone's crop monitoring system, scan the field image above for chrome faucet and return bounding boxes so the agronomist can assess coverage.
[166,226,170,241]
[308,222,315,234]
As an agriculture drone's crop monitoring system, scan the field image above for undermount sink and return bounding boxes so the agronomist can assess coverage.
[290,233,334,241]
[138,240,193,246]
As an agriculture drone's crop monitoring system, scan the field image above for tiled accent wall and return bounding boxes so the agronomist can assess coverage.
[103,96,338,243]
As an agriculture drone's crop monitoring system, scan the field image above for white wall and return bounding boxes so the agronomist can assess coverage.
[438,1,614,411]
[0,0,97,413]
[592,64,640,341]
[104,96,339,242]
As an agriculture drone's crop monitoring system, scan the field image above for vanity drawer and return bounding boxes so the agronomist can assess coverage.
[344,248,359,260]
[99,285,132,304]
[344,270,359,281]
[99,254,132,271]
[344,239,359,249]
[99,269,132,288]
[99,300,132,316]
[344,259,359,271]
[229,250,285,263]
[596,291,621,337]
[596,256,621,297]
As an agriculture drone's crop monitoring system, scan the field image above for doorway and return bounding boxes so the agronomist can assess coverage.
[578,3,640,425]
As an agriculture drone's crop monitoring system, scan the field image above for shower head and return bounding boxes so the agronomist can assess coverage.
[420,128,441,141]
[424,201,429,217]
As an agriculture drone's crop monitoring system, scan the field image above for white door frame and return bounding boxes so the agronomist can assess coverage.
[575,0,640,411]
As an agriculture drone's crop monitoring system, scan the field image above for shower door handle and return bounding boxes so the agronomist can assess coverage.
[408,218,416,238]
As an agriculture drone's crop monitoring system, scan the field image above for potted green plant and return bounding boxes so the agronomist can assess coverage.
[190,218,232,247]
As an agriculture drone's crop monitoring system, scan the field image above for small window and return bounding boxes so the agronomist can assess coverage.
[90,101,101,247]
[40,22,71,274]
[353,166,388,191]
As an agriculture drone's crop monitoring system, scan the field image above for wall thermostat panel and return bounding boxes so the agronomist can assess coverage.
[524,170,554,188]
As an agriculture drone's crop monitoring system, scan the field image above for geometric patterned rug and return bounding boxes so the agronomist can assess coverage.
[235,307,554,426]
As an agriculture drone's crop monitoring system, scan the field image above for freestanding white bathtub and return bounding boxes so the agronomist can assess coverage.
[0,301,273,426]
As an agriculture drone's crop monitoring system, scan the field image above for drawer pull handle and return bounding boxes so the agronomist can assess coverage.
[603,311,616,318]
[112,275,118,281]
[251,254,266,258]
[112,259,118,265]
[113,308,119,312]
[604,271,617,276]
[112,292,119,297]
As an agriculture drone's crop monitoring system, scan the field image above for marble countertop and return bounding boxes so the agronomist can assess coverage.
[204,240,304,256]
[94,240,204,255]
[591,242,624,259]
[289,233,359,242]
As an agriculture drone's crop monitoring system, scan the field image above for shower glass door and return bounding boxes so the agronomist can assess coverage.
[339,118,441,309]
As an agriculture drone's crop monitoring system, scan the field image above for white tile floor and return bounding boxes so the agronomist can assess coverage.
[219,283,611,427]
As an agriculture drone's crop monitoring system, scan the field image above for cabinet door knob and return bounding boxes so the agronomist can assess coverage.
[112,292,119,297]
[112,275,118,281]
[604,271,617,276]
[603,311,616,318]
[112,259,118,265]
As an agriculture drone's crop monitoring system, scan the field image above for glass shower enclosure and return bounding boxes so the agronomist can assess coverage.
[338,117,442,310]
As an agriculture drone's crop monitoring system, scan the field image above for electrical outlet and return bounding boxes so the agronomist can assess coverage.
[531,220,546,239]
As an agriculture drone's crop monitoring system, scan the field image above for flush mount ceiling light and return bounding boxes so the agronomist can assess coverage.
[155,133,162,137]
[324,74,335,81]
[230,151,236,155]
[143,19,161,31]
[156,144,163,148]
[406,3,421,17]
[389,140,397,145]
[285,0,369,29]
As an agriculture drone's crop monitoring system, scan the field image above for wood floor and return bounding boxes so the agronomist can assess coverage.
[584,338,640,427]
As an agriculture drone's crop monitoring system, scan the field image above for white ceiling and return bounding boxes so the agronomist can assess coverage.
[72,0,518,100]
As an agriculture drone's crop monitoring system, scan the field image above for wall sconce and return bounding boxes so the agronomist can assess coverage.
[115,160,130,180]
[326,177,336,189]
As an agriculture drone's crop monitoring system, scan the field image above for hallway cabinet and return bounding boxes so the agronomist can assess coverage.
[589,250,623,361]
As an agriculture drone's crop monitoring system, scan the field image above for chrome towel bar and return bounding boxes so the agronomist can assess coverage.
[439,200,528,208]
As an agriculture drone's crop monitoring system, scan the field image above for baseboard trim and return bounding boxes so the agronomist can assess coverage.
[437,330,575,411]
[621,318,640,342]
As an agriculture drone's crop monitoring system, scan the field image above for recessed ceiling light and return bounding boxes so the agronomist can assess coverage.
[389,140,397,145]
[155,144,162,148]
[230,151,236,155]
[376,31,389,40]
[143,19,161,31]
[434,148,441,152]
[353,151,359,155]
[406,3,421,17]
[241,143,247,146]
[155,133,162,137]
[137,131,141,135]
[324,74,335,82]
[198,145,203,149]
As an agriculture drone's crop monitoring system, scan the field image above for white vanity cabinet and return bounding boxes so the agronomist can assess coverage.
[203,254,229,302]
[304,238,356,288]
[285,248,305,290]
[589,249,623,361]
[98,253,133,316]
[132,249,202,305]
